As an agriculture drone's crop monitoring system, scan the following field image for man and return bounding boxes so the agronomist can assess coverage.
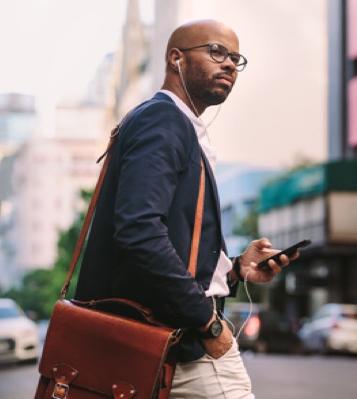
[75,20,297,398]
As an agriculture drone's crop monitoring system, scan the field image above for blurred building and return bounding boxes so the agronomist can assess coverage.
[85,53,117,108]
[0,0,153,290]
[0,93,37,289]
[0,138,102,289]
[328,0,357,159]
[347,0,357,151]
[259,160,357,318]
[0,90,107,289]
[106,0,152,126]
[216,163,278,255]
[0,98,107,289]
[256,0,357,322]
[0,93,36,158]
[55,105,107,141]
[7,141,73,272]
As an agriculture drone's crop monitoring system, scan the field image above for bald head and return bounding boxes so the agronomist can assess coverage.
[162,19,241,114]
[166,20,239,60]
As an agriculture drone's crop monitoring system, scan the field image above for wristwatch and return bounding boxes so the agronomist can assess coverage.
[198,314,223,339]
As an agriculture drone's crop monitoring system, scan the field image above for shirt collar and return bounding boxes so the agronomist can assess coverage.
[158,89,206,137]
[157,90,217,172]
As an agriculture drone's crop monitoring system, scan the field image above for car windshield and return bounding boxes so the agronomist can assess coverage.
[0,305,23,319]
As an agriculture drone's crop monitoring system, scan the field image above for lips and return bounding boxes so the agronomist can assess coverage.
[214,75,234,87]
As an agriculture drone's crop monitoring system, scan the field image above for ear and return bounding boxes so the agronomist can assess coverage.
[167,48,182,72]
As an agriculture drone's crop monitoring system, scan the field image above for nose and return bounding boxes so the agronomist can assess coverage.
[220,56,236,74]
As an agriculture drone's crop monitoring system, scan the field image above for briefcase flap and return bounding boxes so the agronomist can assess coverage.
[39,300,176,398]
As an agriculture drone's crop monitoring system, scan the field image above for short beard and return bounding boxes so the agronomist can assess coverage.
[184,60,231,106]
[186,80,230,106]
[201,86,230,105]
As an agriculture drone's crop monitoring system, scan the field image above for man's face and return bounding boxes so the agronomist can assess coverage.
[183,30,239,106]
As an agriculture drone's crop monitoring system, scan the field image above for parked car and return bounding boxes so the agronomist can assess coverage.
[224,302,301,353]
[37,319,50,343]
[298,303,357,354]
[0,298,39,363]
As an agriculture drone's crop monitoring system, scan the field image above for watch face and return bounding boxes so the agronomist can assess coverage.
[211,320,223,337]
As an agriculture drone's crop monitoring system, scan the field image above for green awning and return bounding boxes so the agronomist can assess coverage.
[259,159,357,213]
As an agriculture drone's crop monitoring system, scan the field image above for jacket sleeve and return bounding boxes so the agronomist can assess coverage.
[112,101,213,328]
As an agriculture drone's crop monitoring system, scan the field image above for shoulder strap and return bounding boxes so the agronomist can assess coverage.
[60,126,205,298]
[187,159,205,277]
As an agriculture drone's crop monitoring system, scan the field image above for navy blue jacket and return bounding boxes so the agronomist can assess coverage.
[75,92,232,361]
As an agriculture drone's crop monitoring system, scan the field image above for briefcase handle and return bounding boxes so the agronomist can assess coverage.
[70,297,173,328]
[60,118,206,299]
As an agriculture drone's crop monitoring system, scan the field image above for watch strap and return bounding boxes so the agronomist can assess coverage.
[198,314,223,339]
[232,256,245,282]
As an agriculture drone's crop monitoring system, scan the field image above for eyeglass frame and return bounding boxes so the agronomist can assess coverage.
[178,43,248,72]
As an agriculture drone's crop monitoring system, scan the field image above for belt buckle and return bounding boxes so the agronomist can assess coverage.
[52,382,69,399]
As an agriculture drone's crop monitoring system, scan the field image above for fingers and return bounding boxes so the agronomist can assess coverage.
[246,239,302,282]
[267,258,282,274]
[266,254,289,273]
[278,251,300,267]
[289,250,300,261]
[254,237,272,250]
[278,254,290,267]
[267,252,298,274]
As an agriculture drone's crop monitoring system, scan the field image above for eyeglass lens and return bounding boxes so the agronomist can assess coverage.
[209,44,246,71]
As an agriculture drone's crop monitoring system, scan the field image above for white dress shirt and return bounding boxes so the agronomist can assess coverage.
[158,90,232,297]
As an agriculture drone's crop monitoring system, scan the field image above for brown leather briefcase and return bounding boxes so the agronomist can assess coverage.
[34,125,206,399]
[35,299,180,399]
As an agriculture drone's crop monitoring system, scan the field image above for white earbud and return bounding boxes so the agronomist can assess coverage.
[175,59,181,70]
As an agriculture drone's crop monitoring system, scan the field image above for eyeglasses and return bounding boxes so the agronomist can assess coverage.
[178,43,248,72]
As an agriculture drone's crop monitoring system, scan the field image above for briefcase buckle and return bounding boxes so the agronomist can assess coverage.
[52,382,69,399]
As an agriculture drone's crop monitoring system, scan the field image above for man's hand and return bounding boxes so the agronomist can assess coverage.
[201,320,233,359]
[239,238,299,283]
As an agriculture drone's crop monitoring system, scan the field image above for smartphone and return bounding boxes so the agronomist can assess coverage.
[257,239,311,271]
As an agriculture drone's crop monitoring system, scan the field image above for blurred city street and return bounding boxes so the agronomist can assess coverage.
[0,0,357,398]
[0,353,356,399]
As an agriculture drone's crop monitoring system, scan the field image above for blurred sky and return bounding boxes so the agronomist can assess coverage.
[0,0,153,100]
[168,0,328,168]
[0,0,327,167]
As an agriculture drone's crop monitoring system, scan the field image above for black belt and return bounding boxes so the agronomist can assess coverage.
[213,296,225,313]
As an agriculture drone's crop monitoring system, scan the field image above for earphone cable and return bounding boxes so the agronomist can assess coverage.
[235,271,253,340]
[177,61,221,136]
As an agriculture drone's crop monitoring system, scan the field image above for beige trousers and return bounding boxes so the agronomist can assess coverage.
[169,339,255,399]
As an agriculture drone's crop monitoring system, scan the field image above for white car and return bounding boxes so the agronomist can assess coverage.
[299,303,357,354]
[0,298,39,363]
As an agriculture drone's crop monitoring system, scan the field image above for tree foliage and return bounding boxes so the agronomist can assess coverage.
[233,201,259,240]
[1,189,91,319]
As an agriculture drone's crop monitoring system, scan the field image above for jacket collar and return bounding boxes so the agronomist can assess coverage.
[152,91,175,103]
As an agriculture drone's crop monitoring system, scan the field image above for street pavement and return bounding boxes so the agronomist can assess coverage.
[0,353,356,398]
[244,353,357,399]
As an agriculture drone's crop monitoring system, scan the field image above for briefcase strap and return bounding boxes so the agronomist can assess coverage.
[60,119,206,298]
